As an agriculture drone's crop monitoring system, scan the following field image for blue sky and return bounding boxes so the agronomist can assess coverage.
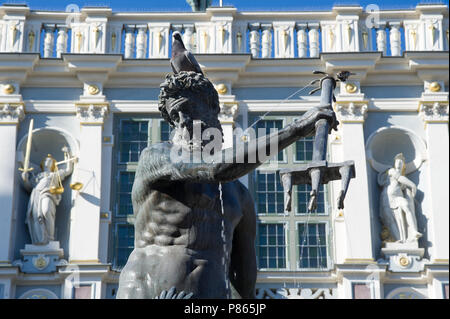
[2,0,448,11]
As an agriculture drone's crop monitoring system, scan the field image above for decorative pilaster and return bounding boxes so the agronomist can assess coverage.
[418,96,449,263]
[273,22,295,58]
[335,101,368,123]
[218,98,239,149]
[334,97,374,264]
[0,103,24,264]
[148,23,170,58]
[69,103,108,263]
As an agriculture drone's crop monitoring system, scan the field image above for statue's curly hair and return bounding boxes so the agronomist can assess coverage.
[158,71,220,127]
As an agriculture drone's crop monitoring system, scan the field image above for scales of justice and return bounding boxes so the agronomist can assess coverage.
[14,120,84,273]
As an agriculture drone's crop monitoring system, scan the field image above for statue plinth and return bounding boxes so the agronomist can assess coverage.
[13,241,67,273]
[381,241,425,273]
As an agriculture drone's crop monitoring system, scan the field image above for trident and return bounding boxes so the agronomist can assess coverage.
[280,71,356,213]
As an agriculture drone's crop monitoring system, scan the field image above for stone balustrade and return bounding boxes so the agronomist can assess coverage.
[0,4,448,59]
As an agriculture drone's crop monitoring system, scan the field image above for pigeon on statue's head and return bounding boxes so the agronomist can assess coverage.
[170,31,204,75]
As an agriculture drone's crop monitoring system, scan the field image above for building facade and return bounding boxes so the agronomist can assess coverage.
[0,3,448,299]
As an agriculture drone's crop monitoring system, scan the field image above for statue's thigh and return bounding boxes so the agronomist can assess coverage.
[40,197,55,218]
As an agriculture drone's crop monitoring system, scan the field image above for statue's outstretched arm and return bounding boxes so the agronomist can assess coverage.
[135,106,337,186]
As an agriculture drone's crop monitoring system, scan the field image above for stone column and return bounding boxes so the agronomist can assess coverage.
[124,25,135,59]
[376,26,387,55]
[56,25,68,58]
[0,102,24,264]
[248,23,261,58]
[69,103,108,263]
[260,24,272,59]
[389,22,402,56]
[335,100,374,264]
[418,99,449,263]
[296,23,308,58]
[308,23,320,58]
[43,24,56,58]
[135,25,148,59]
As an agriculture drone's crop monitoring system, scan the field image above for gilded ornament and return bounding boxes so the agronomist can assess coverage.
[411,29,417,49]
[329,28,335,49]
[28,30,35,51]
[283,29,288,50]
[399,256,410,267]
[87,84,100,95]
[429,82,441,92]
[10,25,17,47]
[236,31,242,51]
[111,32,117,51]
[345,83,358,94]
[34,256,48,269]
[362,30,368,49]
[76,31,83,52]
[156,31,163,53]
[429,24,436,45]
[93,26,100,44]
[202,30,208,51]
[3,84,15,95]
[216,83,228,95]
[346,23,352,43]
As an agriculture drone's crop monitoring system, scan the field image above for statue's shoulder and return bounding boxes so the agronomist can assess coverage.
[139,142,173,160]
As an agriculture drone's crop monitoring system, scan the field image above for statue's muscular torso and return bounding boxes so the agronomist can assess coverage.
[116,143,255,299]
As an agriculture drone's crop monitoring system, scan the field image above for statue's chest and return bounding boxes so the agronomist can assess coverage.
[182,182,221,210]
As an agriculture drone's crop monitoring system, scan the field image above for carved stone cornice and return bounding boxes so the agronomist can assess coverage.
[334,101,368,123]
[0,102,25,124]
[418,101,449,124]
[75,103,109,125]
[218,101,239,124]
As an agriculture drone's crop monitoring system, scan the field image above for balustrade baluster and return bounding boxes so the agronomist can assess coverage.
[124,25,135,59]
[43,24,56,58]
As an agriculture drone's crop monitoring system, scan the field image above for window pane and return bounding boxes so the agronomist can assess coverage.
[257,223,287,269]
[298,223,328,269]
[160,121,173,142]
[117,171,135,216]
[119,120,148,163]
[115,224,135,268]
[297,184,326,215]
[256,172,284,214]
[295,136,314,162]
[256,119,284,161]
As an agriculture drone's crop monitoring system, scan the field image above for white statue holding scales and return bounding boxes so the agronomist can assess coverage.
[19,120,79,245]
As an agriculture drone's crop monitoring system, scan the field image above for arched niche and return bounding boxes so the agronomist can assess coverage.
[16,126,80,171]
[366,126,427,175]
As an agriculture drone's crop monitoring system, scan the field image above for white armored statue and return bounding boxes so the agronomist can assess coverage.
[378,153,422,244]
[21,147,74,245]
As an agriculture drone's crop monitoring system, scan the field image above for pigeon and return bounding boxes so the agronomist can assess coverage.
[170,31,204,75]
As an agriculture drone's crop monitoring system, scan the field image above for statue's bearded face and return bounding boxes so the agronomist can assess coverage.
[166,89,223,148]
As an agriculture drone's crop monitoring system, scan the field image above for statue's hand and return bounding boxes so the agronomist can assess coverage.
[298,106,339,136]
